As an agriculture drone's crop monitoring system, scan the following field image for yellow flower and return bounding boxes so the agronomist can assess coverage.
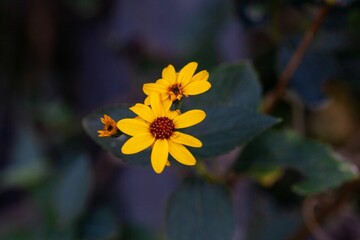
[143,62,211,106]
[117,94,205,174]
[98,114,120,137]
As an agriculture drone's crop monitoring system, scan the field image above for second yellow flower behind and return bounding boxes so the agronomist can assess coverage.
[143,62,211,106]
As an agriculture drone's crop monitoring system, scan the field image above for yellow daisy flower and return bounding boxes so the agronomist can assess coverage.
[117,94,205,174]
[98,114,120,137]
[143,62,211,106]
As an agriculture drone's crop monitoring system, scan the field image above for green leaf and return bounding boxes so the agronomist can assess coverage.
[0,231,38,240]
[121,224,157,240]
[82,104,150,165]
[182,62,278,158]
[0,127,48,188]
[166,178,235,240]
[47,227,76,240]
[234,130,358,195]
[53,154,92,226]
[191,61,261,109]
[247,192,302,240]
[186,106,279,158]
[81,208,120,240]
[64,0,101,19]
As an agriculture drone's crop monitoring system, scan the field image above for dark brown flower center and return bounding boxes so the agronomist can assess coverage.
[168,84,183,101]
[106,125,114,131]
[170,84,182,95]
[150,117,175,139]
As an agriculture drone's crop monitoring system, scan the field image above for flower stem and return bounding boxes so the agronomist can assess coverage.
[261,5,330,114]
[173,100,182,111]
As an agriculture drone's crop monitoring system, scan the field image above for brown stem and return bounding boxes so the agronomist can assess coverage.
[261,6,330,114]
[289,180,360,240]
[301,195,333,240]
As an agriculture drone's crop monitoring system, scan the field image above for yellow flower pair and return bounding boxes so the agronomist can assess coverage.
[99,62,211,173]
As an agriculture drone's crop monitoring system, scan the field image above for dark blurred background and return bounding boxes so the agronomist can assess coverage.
[0,0,359,239]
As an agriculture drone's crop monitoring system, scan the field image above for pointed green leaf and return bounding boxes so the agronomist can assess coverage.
[80,208,120,240]
[121,224,157,240]
[181,62,278,158]
[1,127,48,188]
[186,106,279,158]
[247,192,302,240]
[191,61,261,108]
[82,104,150,165]
[53,155,92,225]
[166,178,235,240]
[234,130,358,195]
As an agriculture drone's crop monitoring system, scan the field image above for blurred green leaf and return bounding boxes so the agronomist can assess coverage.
[81,208,120,240]
[1,127,48,188]
[187,106,279,158]
[1,160,48,188]
[324,0,358,7]
[48,227,76,240]
[64,0,101,19]
[82,104,150,165]
[234,130,358,195]
[0,231,38,240]
[53,154,92,226]
[191,62,261,109]
[121,224,157,240]
[38,100,74,134]
[247,191,302,240]
[185,62,278,158]
[166,177,235,240]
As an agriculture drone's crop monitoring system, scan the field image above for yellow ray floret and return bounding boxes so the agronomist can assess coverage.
[143,62,211,106]
[117,94,205,174]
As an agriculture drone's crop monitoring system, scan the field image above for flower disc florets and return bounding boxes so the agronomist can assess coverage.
[168,83,184,101]
[150,117,175,139]
[116,93,205,174]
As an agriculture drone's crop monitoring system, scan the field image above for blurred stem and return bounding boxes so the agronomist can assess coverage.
[174,100,182,111]
[301,195,333,240]
[261,5,330,114]
[290,179,360,240]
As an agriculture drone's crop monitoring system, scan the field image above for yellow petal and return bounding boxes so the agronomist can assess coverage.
[100,116,107,124]
[116,118,149,136]
[121,133,154,154]
[143,83,167,95]
[173,110,205,129]
[129,104,155,122]
[168,141,196,166]
[156,79,171,88]
[151,139,169,174]
[189,70,209,83]
[97,130,107,137]
[144,96,151,105]
[170,132,202,147]
[150,93,164,117]
[163,97,172,112]
[177,62,197,86]
[162,64,177,85]
[183,81,211,95]
[167,109,180,120]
